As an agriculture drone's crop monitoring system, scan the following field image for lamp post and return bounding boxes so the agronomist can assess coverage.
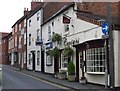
[106,1,114,88]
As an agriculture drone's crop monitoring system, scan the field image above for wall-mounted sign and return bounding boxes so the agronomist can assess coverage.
[64,38,79,46]
[45,42,53,49]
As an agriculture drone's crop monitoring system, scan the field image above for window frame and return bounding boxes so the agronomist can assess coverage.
[46,55,52,66]
[29,34,31,46]
[86,47,105,73]
[37,51,40,65]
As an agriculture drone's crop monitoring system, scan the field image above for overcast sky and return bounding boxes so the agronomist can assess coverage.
[0,0,32,33]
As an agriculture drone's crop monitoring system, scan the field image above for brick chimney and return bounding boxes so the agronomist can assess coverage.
[24,8,29,16]
[31,0,43,10]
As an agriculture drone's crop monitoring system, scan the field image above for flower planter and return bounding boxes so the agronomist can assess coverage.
[68,75,75,82]
[58,73,66,80]
[79,77,87,85]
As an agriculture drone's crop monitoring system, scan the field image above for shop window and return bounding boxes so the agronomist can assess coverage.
[86,48,105,73]
[46,55,52,66]
[37,51,40,65]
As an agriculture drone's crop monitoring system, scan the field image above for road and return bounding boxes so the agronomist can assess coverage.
[2,65,69,90]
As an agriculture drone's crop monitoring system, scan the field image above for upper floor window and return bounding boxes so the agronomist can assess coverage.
[15,36,17,47]
[48,26,51,41]
[24,19,26,27]
[19,24,21,31]
[37,13,40,21]
[15,24,17,33]
[29,34,31,46]
[24,33,26,45]
[86,48,105,73]
[29,20,31,26]
[37,29,40,40]
[64,24,69,32]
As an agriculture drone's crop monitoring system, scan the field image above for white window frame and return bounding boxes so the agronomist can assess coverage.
[24,19,26,27]
[46,55,52,66]
[86,47,105,73]
[29,20,31,26]
[37,13,40,21]
[29,54,31,65]
[24,52,26,64]
[29,34,31,46]
[19,23,21,31]
[64,24,69,32]
[37,51,40,65]
[48,26,51,41]
[24,33,26,45]
[37,29,40,40]
[61,54,68,68]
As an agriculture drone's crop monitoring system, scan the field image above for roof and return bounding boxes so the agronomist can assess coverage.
[27,2,45,20]
[76,2,120,30]
[42,2,74,25]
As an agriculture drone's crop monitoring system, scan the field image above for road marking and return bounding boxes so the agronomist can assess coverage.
[6,67,72,90]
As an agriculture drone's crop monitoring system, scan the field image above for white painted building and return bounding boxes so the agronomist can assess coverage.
[41,3,120,87]
[27,8,43,71]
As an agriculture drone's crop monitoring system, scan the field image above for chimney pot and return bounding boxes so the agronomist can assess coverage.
[24,7,26,11]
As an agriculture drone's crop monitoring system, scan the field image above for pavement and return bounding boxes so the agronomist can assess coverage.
[4,65,117,90]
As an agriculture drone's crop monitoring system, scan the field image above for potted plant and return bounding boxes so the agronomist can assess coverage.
[79,76,87,85]
[67,61,75,81]
[57,70,67,80]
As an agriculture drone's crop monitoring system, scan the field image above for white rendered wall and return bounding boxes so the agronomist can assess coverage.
[27,10,42,71]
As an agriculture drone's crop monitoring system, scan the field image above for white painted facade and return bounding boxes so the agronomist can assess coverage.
[41,4,120,87]
[27,9,42,71]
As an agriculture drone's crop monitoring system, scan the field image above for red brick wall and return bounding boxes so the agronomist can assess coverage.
[77,2,119,17]
[31,1,43,10]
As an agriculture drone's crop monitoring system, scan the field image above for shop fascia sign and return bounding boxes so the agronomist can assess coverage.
[64,38,79,46]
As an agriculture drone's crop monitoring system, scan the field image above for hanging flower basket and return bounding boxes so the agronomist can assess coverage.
[63,46,74,57]
[51,47,60,57]
[52,33,62,44]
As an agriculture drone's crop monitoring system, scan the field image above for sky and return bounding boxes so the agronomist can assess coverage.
[0,0,32,33]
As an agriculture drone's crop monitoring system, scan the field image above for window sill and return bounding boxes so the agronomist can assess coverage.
[86,72,105,75]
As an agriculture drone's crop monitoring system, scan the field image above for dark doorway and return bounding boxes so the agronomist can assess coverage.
[32,52,35,70]
[54,57,59,74]
[41,51,44,73]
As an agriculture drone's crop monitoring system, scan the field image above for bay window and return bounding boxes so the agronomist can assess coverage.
[86,47,105,73]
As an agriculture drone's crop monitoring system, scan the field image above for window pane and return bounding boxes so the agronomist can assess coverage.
[86,47,105,72]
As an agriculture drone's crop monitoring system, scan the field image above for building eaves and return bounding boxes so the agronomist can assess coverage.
[76,11,120,30]
[41,2,74,26]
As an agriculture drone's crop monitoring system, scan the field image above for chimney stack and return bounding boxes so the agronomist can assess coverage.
[31,0,43,10]
[24,7,29,16]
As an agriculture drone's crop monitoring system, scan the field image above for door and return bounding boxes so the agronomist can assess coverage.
[32,52,35,70]
[41,51,44,73]
[54,57,59,74]
[79,51,86,79]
